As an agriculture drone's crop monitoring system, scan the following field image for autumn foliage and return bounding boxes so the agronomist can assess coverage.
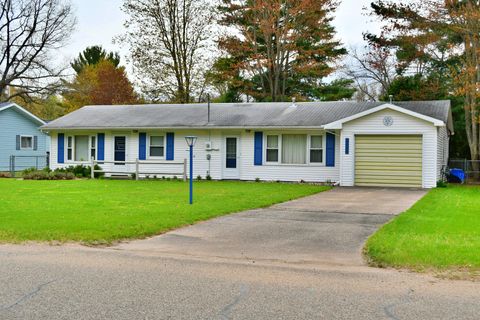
[64,60,137,111]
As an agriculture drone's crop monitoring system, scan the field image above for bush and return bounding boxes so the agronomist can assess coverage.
[22,167,38,175]
[53,164,103,178]
[206,174,212,181]
[255,177,261,182]
[23,170,75,180]
[437,180,448,188]
[197,175,202,181]
[0,172,12,178]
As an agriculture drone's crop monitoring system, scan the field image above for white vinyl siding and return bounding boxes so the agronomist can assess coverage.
[437,126,449,180]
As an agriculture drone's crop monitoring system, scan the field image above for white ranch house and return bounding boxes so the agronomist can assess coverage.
[41,101,453,188]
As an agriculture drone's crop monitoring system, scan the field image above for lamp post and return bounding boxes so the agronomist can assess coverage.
[185,136,197,204]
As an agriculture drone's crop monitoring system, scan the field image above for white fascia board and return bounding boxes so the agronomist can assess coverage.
[0,102,46,125]
[324,103,445,129]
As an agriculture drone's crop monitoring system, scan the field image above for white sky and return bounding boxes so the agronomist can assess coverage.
[56,0,382,72]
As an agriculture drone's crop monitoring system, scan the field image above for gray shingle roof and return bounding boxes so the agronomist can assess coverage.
[41,100,451,130]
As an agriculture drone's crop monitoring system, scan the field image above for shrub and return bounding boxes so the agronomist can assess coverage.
[0,172,12,178]
[23,170,75,180]
[173,176,178,180]
[197,175,202,181]
[22,167,38,175]
[206,175,212,181]
[255,177,260,182]
[437,180,448,188]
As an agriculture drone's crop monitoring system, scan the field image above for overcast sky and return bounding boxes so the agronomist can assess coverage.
[57,0,382,72]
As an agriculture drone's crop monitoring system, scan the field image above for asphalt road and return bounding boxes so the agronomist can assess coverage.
[1,188,478,319]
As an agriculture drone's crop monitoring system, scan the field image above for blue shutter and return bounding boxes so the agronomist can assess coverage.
[326,132,335,167]
[139,133,147,160]
[97,133,105,161]
[254,131,263,165]
[345,138,350,155]
[57,133,64,164]
[166,132,174,160]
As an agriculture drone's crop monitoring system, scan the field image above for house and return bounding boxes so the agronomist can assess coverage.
[0,102,49,172]
[41,100,453,188]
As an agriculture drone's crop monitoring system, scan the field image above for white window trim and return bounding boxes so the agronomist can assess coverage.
[147,134,166,159]
[263,133,326,166]
[65,135,97,163]
[20,135,34,150]
[308,135,325,164]
[265,134,280,164]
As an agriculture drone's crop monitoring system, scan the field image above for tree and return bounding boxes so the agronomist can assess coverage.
[366,0,479,161]
[344,45,396,101]
[71,46,120,74]
[0,0,76,101]
[118,0,215,103]
[216,0,346,102]
[63,60,137,111]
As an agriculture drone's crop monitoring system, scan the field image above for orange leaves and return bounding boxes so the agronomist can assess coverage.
[64,60,138,111]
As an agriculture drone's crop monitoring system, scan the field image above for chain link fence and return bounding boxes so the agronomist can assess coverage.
[9,154,49,176]
[448,159,480,184]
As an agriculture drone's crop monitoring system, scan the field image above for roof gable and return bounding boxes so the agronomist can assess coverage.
[0,102,46,126]
[323,103,446,129]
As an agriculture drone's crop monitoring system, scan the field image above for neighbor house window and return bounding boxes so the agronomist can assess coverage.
[20,136,33,150]
[74,135,89,161]
[282,134,307,164]
[67,136,73,161]
[310,135,323,163]
[266,135,279,162]
[149,135,164,157]
[90,136,96,160]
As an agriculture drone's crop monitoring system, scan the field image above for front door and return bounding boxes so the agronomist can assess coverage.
[223,136,240,179]
[114,136,127,169]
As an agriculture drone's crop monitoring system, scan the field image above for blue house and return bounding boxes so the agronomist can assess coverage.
[0,102,49,172]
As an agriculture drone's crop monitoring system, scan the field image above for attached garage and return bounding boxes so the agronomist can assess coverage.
[354,135,423,188]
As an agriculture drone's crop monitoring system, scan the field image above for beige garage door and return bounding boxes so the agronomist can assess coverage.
[355,135,422,188]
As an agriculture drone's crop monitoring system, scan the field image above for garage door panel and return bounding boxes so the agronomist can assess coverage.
[355,135,422,188]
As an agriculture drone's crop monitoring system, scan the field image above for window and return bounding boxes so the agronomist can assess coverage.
[266,135,279,162]
[20,136,33,149]
[149,135,164,157]
[90,136,96,160]
[310,135,323,163]
[282,134,307,164]
[74,135,89,161]
[67,136,73,160]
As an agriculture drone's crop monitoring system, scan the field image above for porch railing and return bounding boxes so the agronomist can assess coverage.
[90,158,187,181]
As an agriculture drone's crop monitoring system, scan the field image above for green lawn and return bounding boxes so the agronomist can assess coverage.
[0,179,328,244]
[365,185,480,273]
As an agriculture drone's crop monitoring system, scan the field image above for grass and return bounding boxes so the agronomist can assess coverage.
[365,185,480,274]
[0,179,328,244]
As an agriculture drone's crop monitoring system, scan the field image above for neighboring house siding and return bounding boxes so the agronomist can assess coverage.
[340,109,438,189]
[49,129,341,182]
[0,108,47,171]
[437,126,449,180]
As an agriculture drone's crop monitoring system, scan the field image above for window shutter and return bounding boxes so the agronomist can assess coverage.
[97,133,105,161]
[345,138,350,155]
[58,133,65,164]
[33,136,38,150]
[326,132,335,167]
[139,133,147,160]
[166,132,174,160]
[254,132,263,165]
[16,135,20,150]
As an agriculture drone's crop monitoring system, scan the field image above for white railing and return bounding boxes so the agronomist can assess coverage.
[90,157,187,181]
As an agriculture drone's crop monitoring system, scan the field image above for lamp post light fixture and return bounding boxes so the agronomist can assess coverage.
[185,136,197,204]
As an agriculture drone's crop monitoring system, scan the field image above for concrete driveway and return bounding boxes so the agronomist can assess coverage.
[117,187,427,266]
[3,187,480,320]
